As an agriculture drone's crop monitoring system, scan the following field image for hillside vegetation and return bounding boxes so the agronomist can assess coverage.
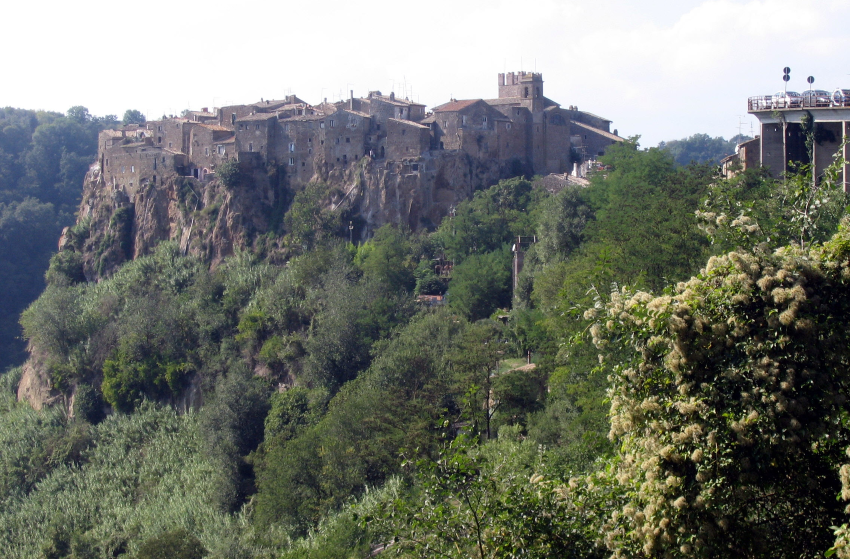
[3,136,850,558]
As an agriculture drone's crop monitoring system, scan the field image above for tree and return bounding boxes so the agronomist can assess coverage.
[121,109,146,126]
[658,133,748,166]
[448,247,512,321]
[354,224,416,292]
[587,223,850,557]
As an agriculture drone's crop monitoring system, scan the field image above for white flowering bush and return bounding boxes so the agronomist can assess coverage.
[587,221,850,557]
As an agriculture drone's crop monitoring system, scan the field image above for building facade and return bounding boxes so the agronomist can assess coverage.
[97,72,623,197]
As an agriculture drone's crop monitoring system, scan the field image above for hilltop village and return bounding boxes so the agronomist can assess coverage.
[98,72,623,198]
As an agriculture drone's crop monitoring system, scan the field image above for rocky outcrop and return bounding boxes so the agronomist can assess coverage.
[61,151,511,281]
[21,150,516,409]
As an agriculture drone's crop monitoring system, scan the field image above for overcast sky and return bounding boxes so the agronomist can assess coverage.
[3,0,848,146]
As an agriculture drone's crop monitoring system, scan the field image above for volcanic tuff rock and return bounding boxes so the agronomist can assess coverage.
[18,151,511,409]
[58,151,507,281]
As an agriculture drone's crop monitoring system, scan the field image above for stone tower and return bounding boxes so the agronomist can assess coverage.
[497,72,544,112]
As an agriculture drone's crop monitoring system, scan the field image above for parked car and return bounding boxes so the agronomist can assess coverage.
[833,89,850,107]
[802,89,831,107]
[772,91,802,108]
[750,95,773,110]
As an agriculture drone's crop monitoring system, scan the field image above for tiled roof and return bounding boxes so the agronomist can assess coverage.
[215,137,236,144]
[484,97,520,105]
[571,110,611,123]
[389,118,430,129]
[372,95,425,107]
[433,99,481,113]
[342,109,371,118]
[570,120,623,142]
[200,124,230,131]
[236,113,277,122]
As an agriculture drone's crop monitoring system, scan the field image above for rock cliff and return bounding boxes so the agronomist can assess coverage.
[19,151,514,409]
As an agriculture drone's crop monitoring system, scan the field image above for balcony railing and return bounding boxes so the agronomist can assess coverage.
[749,94,850,111]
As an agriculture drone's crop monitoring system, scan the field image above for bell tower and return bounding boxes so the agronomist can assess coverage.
[497,72,543,112]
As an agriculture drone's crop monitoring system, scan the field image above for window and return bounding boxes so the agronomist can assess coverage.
[157,125,162,132]
[524,87,529,98]
[376,124,381,130]
[308,148,312,154]
[335,138,340,145]
[462,115,467,125]
[320,121,325,129]
[131,165,134,173]
[321,140,324,145]
[307,137,312,143]
[506,123,511,130]
[345,137,350,143]
[205,147,210,156]
[289,157,295,165]
[402,129,406,135]
[218,145,225,155]
[289,143,295,152]
[158,136,162,143]
[249,143,253,152]
[256,124,260,130]
[121,166,125,173]
[330,120,335,128]
[301,161,305,166]
[483,117,488,124]
[168,142,173,148]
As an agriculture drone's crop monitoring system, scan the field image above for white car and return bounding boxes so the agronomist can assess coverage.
[772,91,802,109]
[802,90,831,107]
[749,95,773,110]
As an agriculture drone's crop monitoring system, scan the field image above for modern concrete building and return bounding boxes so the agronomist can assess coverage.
[746,95,850,190]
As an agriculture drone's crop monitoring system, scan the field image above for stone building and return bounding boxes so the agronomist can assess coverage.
[96,71,623,198]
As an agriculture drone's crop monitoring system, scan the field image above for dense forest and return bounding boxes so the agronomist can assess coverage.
[0,107,127,368]
[2,106,850,558]
[658,133,752,166]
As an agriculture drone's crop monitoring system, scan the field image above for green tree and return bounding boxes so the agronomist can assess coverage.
[659,133,748,166]
[588,224,850,557]
[122,109,146,126]
[448,247,512,321]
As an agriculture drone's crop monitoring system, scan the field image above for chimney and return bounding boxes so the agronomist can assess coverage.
[201,107,208,113]
[390,92,395,101]
[349,90,354,110]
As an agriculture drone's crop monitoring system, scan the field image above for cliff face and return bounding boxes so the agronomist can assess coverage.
[19,152,512,410]
[59,152,508,282]
[60,161,282,281]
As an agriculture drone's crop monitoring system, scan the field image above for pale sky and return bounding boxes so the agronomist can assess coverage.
[3,0,849,147]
